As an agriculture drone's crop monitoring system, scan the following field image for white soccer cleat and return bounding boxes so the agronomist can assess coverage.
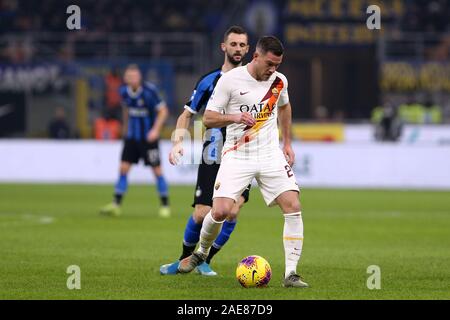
[283,271,309,288]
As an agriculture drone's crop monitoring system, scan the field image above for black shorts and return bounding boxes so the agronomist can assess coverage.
[192,162,251,207]
[121,139,161,167]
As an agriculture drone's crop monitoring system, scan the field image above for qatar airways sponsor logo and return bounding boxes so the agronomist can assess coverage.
[239,102,276,120]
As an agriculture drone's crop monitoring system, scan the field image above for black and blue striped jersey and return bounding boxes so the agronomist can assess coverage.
[184,68,225,163]
[120,82,164,141]
[184,68,221,115]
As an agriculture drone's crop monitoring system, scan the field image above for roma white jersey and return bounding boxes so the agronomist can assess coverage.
[205,65,289,159]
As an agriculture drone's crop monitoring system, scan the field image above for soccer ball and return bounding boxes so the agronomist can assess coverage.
[236,255,272,288]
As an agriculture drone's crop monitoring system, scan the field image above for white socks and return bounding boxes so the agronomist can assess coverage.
[196,210,304,278]
[197,211,224,256]
[283,212,304,278]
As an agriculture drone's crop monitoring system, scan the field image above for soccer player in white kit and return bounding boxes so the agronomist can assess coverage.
[178,36,308,288]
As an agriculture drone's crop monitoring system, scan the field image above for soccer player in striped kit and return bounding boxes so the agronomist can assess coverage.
[100,64,170,218]
[160,26,251,276]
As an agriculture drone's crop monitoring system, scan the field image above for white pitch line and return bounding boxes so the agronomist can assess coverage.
[0,213,55,227]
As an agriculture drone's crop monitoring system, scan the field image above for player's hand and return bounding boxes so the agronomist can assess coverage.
[283,144,295,167]
[147,129,159,143]
[169,143,183,165]
[234,112,256,127]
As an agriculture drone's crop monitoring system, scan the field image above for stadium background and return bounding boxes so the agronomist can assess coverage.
[0,0,449,300]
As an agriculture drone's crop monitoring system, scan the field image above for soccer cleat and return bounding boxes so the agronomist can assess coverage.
[159,206,171,218]
[178,252,206,273]
[283,271,309,288]
[160,261,180,275]
[99,203,121,217]
[195,262,218,276]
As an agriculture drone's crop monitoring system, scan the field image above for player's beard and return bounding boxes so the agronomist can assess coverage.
[261,70,273,81]
[227,52,243,66]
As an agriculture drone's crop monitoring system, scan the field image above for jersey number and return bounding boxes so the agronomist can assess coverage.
[147,149,159,164]
[284,165,293,178]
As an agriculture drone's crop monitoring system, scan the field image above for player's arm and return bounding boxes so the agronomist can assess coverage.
[118,86,129,138]
[169,108,193,165]
[153,102,169,134]
[203,110,255,128]
[173,108,193,143]
[121,104,129,138]
[148,103,169,142]
[278,102,295,166]
[169,75,216,165]
[203,75,255,128]
[172,84,205,146]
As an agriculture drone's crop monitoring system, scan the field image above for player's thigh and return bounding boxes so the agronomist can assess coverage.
[191,163,220,209]
[211,197,237,221]
[256,150,299,207]
[275,190,301,214]
[121,139,140,165]
[213,157,255,205]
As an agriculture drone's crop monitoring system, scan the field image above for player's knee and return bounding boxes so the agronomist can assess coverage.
[192,206,210,223]
[227,211,238,221]
[228,208,238,220]
[229,203,242,219]
[119,163,130,175]
[285,200,301,213]
[192,212,203,224]
[152,166,162,176]
[211,207,230,222]
[237,196,246,210]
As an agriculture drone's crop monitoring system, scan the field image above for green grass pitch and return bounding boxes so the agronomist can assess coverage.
[0,184,449,300]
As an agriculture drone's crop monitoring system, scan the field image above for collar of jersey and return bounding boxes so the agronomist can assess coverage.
[126,85,143,98]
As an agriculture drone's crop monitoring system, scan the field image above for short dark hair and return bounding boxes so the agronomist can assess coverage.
[224,25,248,42]
[125,64,140,72]
[256,36,284,56]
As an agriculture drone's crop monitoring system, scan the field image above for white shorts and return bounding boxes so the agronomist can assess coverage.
[213,148,300,206]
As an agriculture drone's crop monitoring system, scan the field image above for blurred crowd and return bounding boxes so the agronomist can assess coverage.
[399,0,450,61]
[401,0,450,33]
[2,0,450,63]
[0,0,243,63]
[2,0,449,34]
[0,0,236,33]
